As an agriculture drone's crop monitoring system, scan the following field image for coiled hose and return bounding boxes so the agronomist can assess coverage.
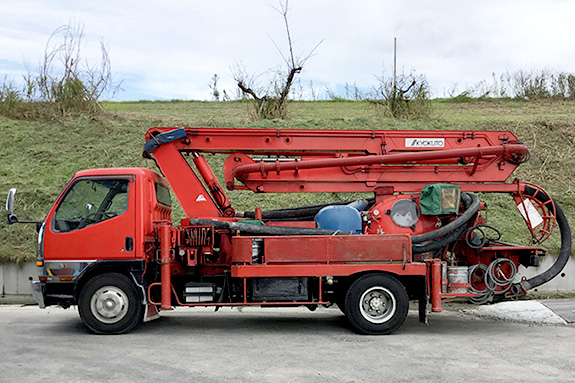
[510,186,572,294]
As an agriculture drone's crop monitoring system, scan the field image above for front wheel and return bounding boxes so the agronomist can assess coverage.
[78,273,144,334]
[344,273,409,335]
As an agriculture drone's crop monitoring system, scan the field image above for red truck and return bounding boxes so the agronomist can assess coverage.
[6,128,571,334]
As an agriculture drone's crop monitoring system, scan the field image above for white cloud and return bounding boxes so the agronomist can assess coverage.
[0,0,574,100]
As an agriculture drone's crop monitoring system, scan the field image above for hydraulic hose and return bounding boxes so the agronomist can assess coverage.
[187,218,353,236]
[412,221,469,254]
[228,194,480,248]
[511,186,572,294]
[239,198,375,221]
[411,193,481,244]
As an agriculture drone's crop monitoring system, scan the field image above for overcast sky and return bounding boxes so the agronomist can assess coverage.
[1,0,574,101]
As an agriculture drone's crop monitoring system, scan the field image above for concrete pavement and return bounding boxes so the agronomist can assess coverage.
[1,304,574,382]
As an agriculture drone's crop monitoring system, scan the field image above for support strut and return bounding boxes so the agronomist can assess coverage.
[160,222,172,310]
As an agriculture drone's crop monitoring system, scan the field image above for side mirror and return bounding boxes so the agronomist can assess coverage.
[6,188,18,224]
[6,188,15,214]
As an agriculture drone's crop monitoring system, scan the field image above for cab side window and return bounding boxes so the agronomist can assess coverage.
[53,179,129,232]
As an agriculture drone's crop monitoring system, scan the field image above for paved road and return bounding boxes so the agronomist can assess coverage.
[1,305,574,383]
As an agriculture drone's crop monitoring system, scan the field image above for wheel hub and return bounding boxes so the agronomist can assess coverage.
[359,286,397,324]
[90,286,129,324]
[369,296,384,310]
[102,297,117,312]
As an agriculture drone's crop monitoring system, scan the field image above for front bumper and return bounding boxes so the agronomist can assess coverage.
[30,280,75,308]
[31,280,46,308]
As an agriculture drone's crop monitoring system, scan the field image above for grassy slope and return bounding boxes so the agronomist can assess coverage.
[1,99,574,263]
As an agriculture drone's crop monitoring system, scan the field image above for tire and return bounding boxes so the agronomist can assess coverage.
[344,273,409,335]
[78,273,144,334]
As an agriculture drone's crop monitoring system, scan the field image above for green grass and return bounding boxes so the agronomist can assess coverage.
[1,99,575,263]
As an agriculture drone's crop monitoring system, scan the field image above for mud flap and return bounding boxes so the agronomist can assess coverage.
[419,297,429,326]
[143,304,160,322]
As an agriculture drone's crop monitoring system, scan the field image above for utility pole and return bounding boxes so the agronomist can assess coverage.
[393,37,397,101]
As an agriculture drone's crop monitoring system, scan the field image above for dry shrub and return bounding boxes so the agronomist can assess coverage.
[367,71,433,119]
[452,70,575,100]
[0,21,120,120]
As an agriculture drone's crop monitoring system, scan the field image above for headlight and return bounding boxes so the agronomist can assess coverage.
[441,187,460,212]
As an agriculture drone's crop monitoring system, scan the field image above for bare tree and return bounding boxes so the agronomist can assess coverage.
[233,0,321,120]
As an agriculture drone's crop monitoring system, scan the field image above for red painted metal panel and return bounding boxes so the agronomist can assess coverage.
[260,235,411,263]
[332,235,410,262]
[151,143,221,217]
[265,236,328,263]
[231,237,253,263]
[231,235,411,265]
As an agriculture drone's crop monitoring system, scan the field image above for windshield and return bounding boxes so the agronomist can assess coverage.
[53,179,129,232]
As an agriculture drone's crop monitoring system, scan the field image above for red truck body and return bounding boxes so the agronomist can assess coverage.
[14,127,569,335]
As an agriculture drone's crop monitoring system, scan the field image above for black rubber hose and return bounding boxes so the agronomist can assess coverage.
[187,218,353,236]
[411,193,480,244]
[240,198,375,220]
[412,221,469,254]
[512,187,572,293]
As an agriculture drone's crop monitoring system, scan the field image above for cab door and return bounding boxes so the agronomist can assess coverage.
[43,176,136,261]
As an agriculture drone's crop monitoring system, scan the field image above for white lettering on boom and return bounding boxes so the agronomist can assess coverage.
[405,138,445,148]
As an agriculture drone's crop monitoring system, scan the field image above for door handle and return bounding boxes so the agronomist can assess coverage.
[125,236,134,252]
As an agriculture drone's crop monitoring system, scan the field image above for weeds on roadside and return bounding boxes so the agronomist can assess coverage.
[449,69,575,101]
[0,20,120,120]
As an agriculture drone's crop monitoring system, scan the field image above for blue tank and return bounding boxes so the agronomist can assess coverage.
[315,205,362,234]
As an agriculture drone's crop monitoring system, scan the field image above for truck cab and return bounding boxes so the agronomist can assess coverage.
[34,168,170,323]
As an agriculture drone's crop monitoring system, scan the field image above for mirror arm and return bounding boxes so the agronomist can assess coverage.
[7,214,18,225]
[7,214,43,232]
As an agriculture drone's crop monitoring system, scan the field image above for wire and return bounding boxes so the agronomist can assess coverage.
[486,258,516,293]
[505,139,531,165]
[468,264,493,304]
[341,165,365,175]
[468,258,517,304]
[463,224,502,249]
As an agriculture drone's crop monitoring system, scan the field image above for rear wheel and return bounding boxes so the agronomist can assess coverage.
[78,273,144,334]
[344,273,409,335]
